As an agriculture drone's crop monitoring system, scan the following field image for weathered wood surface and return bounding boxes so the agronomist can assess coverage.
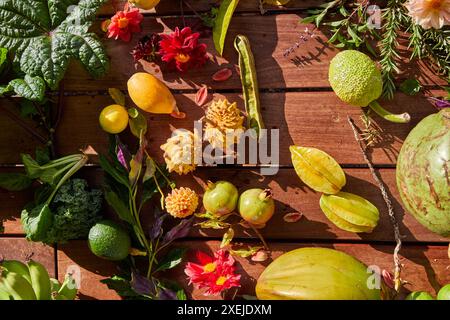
[0,238,56,278]
[57,240,450,300]
[2,167,448,243]
[55,91,440,167]
[98,0,328,16]
[64,15,446,91]
[0,1,448,301]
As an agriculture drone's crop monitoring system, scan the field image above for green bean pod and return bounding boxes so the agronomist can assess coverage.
[234,35,265,137]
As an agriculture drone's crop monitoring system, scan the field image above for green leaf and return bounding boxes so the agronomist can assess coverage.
[0,84,11,96]
[104,190,133,225]
[230,245,263,258]
[109,88,126,106]
[300,15,317,24]
[0,173,33,191]
[213,0,240,56]
[101,276,142,299]
[155,247,187,272]
[99,154,129,187]
[9,75,46,101]
[19,100,38,118]
[21,204,54,242]
[0,47,8,74]
[220,227,234,248]
[142,157,156,183]
[128,108,147,138]
[21,153,43,179]
[0,0,108,90]
[400,79,422,96]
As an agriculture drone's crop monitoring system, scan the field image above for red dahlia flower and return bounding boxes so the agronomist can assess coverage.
[184,250,241,296]
[158,27,208,72]
[107,5,143,42]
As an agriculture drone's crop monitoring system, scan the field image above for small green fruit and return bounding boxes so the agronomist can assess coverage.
[405,291,434,300]
[203,181,239,216]
[88,220,131,261]
[238,188,275,225]
[437,284,450,300]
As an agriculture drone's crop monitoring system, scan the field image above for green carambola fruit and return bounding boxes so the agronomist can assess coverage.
[256,247,381,300]
[396,109,450,237]
[320,192,380,233]
[328,50,382,107]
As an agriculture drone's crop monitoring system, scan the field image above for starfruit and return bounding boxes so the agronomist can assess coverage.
[256,247,381,300]
[320,192,379,233]
[290,146,346,194]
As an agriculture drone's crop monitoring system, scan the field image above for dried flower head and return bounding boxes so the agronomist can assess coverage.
[160,129,200,175]
[165,187,199,218]
[131,34,160,62]
[204,99,245,150]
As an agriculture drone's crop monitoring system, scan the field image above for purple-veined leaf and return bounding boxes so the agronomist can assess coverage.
[131,271,156,297]
[162,217,193,244]
[149,207,167,240]
[158,288,178,300]
[115,136,131,171]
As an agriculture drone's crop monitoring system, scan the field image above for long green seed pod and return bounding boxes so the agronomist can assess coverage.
[234,35,265,137]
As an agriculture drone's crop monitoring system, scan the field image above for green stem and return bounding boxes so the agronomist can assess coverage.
[45,155,88,205]
[147,238,159,278]
[368,101,411,123]
[40,154,82,169]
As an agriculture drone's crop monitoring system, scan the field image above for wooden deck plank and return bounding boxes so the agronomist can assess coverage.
[2,167,447,243]
[64,15,445,91]
[0,238,56,278]
[57,240,450,300]
[55,91,439,167]
[98,0,326,16]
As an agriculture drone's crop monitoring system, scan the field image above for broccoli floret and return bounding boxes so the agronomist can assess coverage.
[44,178,103,244]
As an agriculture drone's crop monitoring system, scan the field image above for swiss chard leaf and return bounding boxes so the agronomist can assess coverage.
[21,203,54,241]
[9,75,46,102]
[213,0,240,56]
[0,172,33,191]
[0,0,108,90]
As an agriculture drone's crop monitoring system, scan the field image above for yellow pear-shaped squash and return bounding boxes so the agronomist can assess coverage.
[256,247,381,300]
[127,72,177,114]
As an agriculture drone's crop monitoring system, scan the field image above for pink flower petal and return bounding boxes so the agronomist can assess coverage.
[212,68,232,82]
[251,250,268,262]
[382,269,395,289]
[283,212,303,223]
[195,85,209,107]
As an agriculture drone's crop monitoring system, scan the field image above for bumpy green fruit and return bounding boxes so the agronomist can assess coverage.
[329,50,382,107]
[88,220,131,261]
[406,291,434,300]
[437,284,450,300]
[320,192,380,233]
[256,247,381,300]
[396,109,450,237]
[203,181,239,216]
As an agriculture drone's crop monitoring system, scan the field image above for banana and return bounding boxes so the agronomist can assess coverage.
[0,289,12,300]
[58,274,78,300]
[0,270,37,300]
[27,260,51,300]
[1,260,32,284]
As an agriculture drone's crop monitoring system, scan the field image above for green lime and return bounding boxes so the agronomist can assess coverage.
[405,291,434,300]
[437,284,450,300]
[88,220,131,261]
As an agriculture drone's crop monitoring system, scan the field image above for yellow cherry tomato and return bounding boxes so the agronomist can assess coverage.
[129,0,160,10]
[99,104,129,134]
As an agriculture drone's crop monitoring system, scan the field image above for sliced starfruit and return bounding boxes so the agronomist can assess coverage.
[320,192,380,233]
[290,146,346,194]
